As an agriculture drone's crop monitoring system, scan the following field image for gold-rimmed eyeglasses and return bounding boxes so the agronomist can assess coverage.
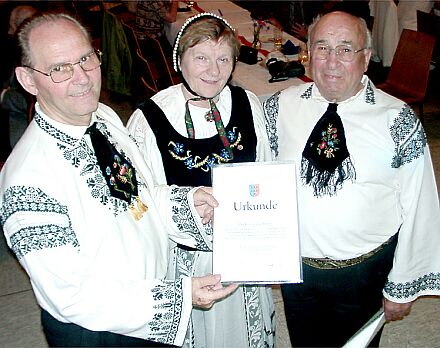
[23,49,102,83]
[312,44,367,62]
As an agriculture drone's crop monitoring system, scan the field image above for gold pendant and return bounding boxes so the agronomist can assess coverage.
[129,196,148,221]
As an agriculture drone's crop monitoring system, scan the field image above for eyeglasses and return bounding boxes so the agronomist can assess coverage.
[312,44,366,62]
[24,49,102,83]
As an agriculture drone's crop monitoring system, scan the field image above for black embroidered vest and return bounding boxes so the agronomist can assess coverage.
[138,85,257,186]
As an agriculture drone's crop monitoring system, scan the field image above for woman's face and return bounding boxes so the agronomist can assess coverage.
[180,38,234,98]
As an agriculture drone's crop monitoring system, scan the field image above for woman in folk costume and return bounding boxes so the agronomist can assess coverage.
[127,13,274,348]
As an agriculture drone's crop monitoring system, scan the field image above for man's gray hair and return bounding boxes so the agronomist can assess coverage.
[307,12,372,51]
[17,12,91,67]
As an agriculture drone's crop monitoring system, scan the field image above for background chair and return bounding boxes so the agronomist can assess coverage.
[120,19,176,94]
[135,48,159,100]
[376,29,436,124]
[137,33,177,89]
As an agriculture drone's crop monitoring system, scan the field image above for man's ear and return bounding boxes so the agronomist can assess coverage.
[363,49,372,73]
[15,66,38,96]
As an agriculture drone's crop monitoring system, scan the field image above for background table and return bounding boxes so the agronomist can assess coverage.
[166,0,310,102]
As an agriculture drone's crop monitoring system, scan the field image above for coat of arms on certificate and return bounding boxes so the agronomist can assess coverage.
[212,161,302,284]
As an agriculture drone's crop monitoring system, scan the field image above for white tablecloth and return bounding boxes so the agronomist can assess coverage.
[166,1,308,102]
[166,1,253,44]
[232,61,309,102]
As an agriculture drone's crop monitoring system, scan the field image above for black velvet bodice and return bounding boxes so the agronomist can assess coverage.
[138,85,257,186]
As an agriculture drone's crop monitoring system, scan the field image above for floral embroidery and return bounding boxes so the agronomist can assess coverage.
[0,186,79,259]
[170,187,210,251]
[244,285,275,348]
[174,248,200,278]
[262,92,280,158]
[147,280,184,344]
[167,127,242,173]
[172,142,184,155]
[106,154,136,198]
[317,123,339,158]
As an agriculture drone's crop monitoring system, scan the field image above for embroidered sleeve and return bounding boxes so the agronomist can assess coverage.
[383,105,440,302]
[1,186,78,259]
[145,279,187,344]
[169,186,211,251]
[263,92,281,158]
[384,273,440,300]
[1,184,193,346]
[390,105,427,168]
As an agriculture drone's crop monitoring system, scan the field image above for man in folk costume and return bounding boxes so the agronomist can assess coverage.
[0,12,237,347]
[263,10,440,348]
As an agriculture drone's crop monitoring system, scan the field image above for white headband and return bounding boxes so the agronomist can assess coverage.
[172,12,235,72]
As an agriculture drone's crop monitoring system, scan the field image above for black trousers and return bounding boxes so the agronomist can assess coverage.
[281,234,398,348]
[41,309,174,347]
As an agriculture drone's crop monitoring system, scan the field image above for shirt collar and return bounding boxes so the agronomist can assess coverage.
[311,75,371,106]
[34,102,97,145]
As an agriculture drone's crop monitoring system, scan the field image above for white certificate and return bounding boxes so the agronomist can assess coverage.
[212,161,302,284]
[342,310,386,348]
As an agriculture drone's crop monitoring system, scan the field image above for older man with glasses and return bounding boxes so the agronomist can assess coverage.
[0,12,238,347]
[263,10,440,348]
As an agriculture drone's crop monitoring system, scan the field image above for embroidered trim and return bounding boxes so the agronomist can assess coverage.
[244,285,275,348]
[300,85,313,99]
[35,113,78,146]
[365,81,375,104]
[147,280,184,344]
[174,248,200,278]
[390,105,426,168]
[36,114,132,216]
[384,272,440,299]
[170,187,210,251]
[303,235,395,269]
[263,92,281,158]
[167,127,242,172]
[0,186,79,259]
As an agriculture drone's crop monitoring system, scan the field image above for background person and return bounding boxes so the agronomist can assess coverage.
[135,0,178,55]
[263,11,440,348]
[0,12,237,347]
[127,13,275,348]
[1,5,37,158]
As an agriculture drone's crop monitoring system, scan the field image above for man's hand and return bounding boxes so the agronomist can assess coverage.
[192,274,238,309]
[383,298,413,321]
[193,187,218,224]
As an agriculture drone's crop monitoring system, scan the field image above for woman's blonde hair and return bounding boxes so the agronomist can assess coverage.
[173,13,240,72]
